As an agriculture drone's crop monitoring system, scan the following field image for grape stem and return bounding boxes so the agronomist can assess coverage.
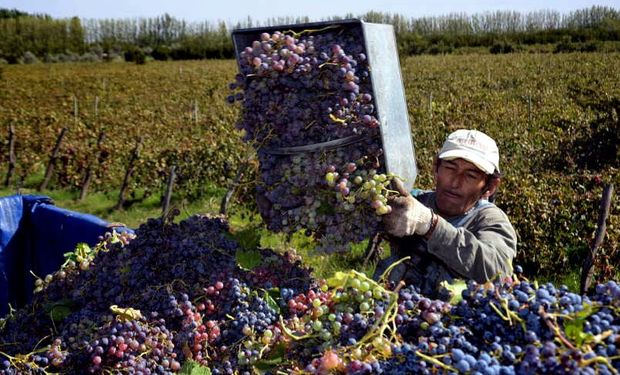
[581,355,619,374]
[278,316,313,341]
[538,306,576,350]
[0,350,50,374]
[286,25,341,39]
[415,350,457,372]
[379,256,411,285]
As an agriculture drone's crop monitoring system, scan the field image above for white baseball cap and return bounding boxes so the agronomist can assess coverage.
[438,129,500,174]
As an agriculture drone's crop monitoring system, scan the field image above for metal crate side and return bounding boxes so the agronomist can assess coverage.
[362,22,417,191]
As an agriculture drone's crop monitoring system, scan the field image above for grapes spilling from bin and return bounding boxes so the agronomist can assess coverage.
[228,27,399,252]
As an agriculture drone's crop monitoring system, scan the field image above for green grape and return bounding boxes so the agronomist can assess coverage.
[332,321,342,332]
[320,330,332,341]
[312,320,323,331]
[359,281,370,292]
[373,287,383,299]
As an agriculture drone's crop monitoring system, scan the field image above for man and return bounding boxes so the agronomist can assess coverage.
[377,129,517,297]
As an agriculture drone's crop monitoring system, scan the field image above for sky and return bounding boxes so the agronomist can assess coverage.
[1,0,618,24]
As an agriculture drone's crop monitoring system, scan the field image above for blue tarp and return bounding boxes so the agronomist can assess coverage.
[0,195,131,317]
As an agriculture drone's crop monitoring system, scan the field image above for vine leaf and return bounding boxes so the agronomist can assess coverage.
[253,342,286,372]
[440,279,467,305]
[179,360,212,375]
[564,303,597,347]
[236,249,262,270]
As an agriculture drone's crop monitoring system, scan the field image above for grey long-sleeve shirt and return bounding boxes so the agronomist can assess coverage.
[379,191,517,297]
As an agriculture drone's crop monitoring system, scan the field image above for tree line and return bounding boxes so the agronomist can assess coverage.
[0,6,619,63]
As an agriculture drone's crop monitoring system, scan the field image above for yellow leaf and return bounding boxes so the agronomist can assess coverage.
[110,305,143,321]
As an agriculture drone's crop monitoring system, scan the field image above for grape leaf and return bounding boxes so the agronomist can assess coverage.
[46,300,75,323]
[326,271,348,288]
[563,303,596,346]
[179,360,212,375]
[230,227,261,250]
[253,342,286,372]
[440,279,467,305]
[236,249,262,270]
[564,319,593,347]
[62,243,92,266]
[263,289,281,315]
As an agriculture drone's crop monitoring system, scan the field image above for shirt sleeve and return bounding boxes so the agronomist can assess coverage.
[426,206,517,283]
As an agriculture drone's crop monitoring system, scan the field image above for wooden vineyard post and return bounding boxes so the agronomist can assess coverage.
[115,137,143,211]
[580,184,614,294]
[79,132,106,201]
[4,123,16,187]
[161,165,176,216]
[220,163,248,215]
[527,94,532,125]
[38,127,68,191]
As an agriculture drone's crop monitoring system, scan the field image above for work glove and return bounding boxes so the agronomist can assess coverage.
[382,178,434,238]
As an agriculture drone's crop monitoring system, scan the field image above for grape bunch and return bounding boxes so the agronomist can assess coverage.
[228,26,399,252]
[0,214,315,374]
[83,316,179,373]
[1,211,619,374]
[373,278,620,374]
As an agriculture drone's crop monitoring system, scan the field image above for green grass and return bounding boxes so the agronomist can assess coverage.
[0,185,220,229]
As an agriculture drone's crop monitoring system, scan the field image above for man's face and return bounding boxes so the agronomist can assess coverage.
[434,158,488,217]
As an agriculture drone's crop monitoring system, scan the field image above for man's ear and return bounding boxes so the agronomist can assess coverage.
[483,177,501,199]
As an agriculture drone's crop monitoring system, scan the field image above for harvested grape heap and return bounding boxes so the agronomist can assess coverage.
[229,26,397,252]
[1,214,619,374]
[0,215,314,374]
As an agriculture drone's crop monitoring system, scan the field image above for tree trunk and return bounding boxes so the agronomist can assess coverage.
[580,184,614,294]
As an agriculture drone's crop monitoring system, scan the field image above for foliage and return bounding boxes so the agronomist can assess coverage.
[398,53,619,280]
[1,6,620,62]
[0,61,245,203]
[124,47,146,64]
[489,40,516,54]
[0,54,618,283]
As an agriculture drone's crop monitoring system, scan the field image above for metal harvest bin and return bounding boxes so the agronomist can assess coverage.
[231,19,417,190]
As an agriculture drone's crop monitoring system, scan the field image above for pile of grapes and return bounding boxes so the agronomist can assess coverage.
[1,213,619,374]
[0,214,314,374]
[228,25,398,252]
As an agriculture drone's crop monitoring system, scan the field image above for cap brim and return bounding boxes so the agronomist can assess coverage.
[438,150,496,174]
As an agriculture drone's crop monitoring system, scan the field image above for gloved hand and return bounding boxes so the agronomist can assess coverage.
[383,178,434,237]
